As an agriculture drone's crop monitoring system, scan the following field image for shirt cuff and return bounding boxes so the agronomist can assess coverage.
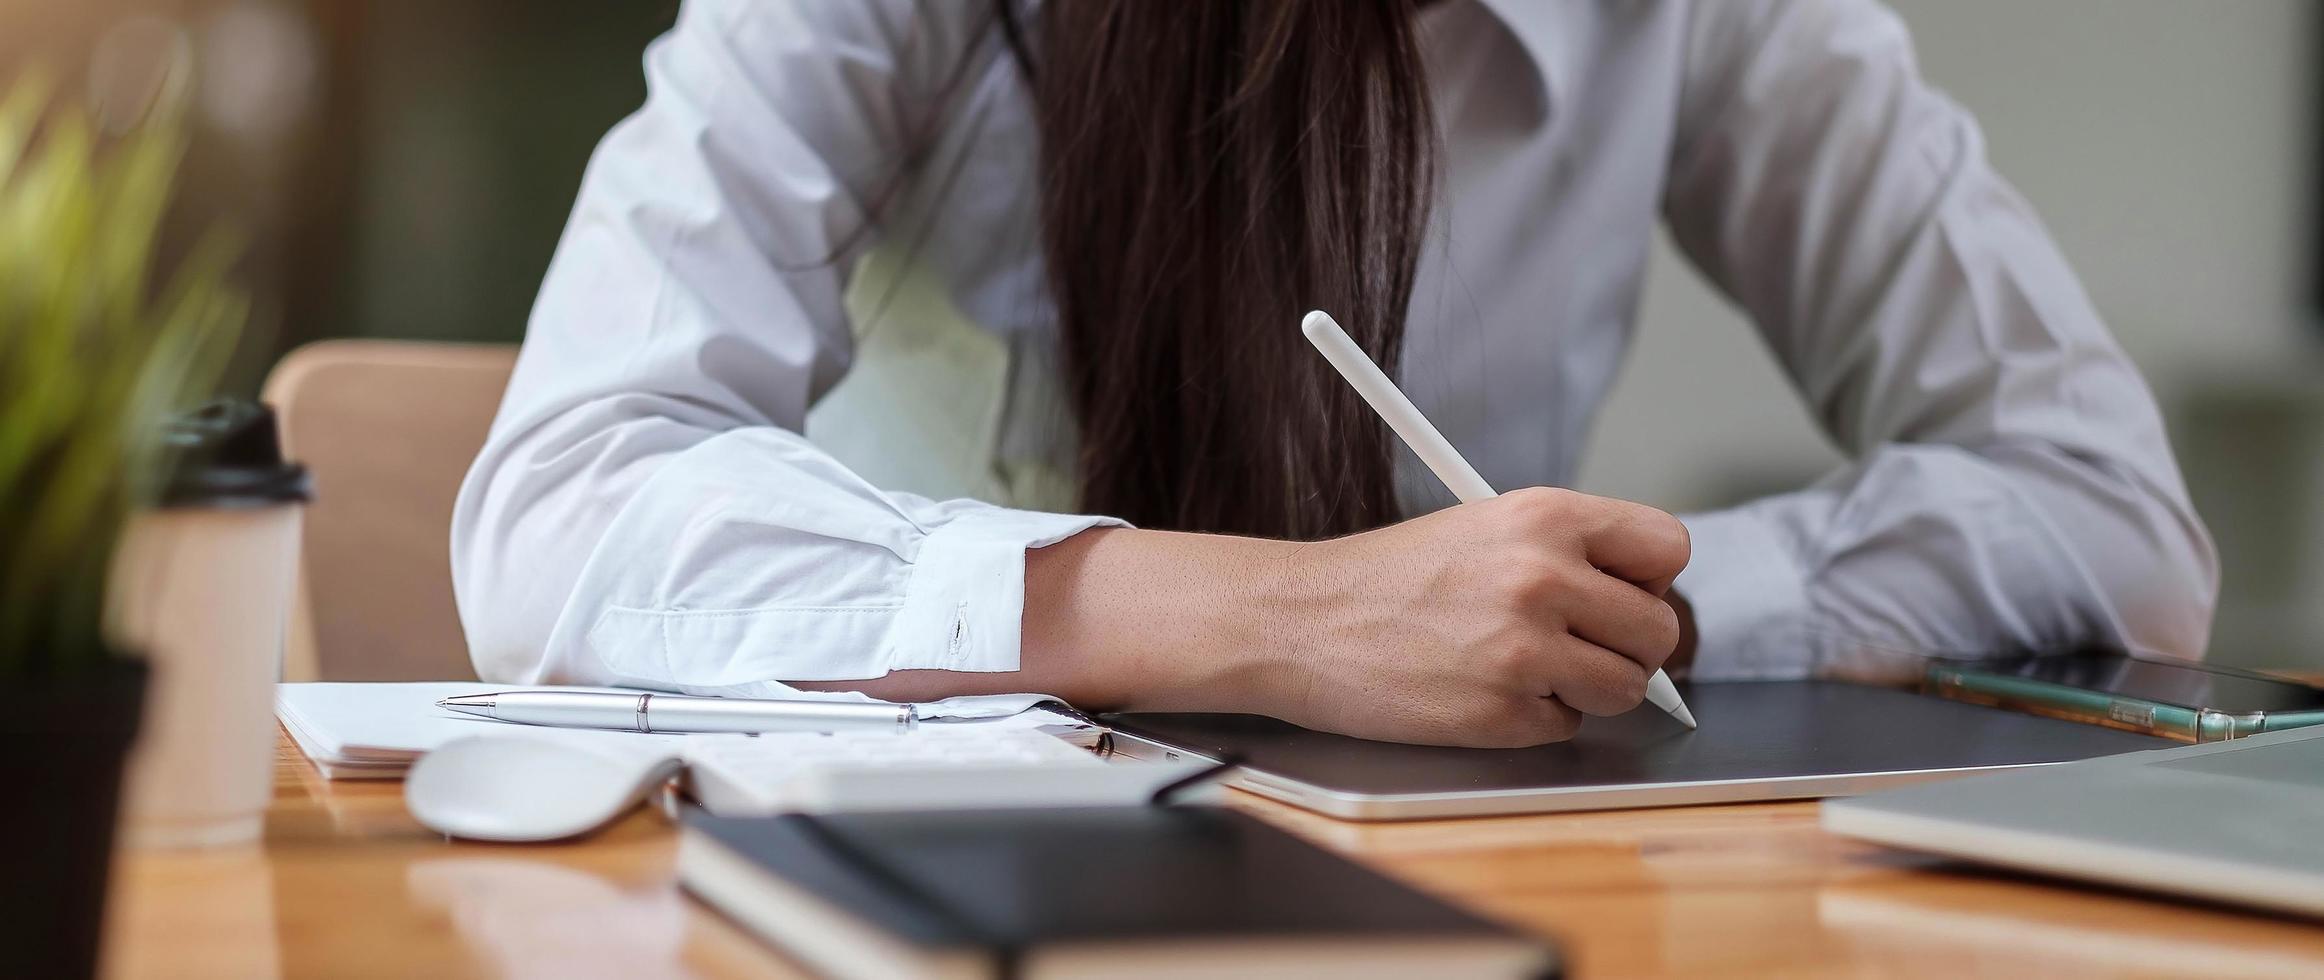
[889,508,1127,673]
[1677,506,1815,680]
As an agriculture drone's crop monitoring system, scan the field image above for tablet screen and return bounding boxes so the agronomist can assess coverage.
[1107,681,2167,799]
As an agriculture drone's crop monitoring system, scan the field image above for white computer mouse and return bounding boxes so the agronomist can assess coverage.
[405,735,685,843]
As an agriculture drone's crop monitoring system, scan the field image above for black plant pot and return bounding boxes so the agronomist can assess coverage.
[0,658,148,980]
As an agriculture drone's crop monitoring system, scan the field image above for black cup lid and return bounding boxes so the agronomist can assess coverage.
[159,400,311,507]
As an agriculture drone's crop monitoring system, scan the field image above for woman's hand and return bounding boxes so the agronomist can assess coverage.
[825,488,1689,748]
[1261,488,1690,746]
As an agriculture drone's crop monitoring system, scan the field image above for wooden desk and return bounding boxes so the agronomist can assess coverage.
[103,729,2324,979]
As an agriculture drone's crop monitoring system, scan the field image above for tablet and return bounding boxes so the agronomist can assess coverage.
[1104,681,2170,820]
[1925,652,2324,741]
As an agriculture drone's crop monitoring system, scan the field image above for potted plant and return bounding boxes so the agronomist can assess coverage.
[0,71,246,977]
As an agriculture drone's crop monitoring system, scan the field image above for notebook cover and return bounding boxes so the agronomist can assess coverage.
[682,806,1529,949]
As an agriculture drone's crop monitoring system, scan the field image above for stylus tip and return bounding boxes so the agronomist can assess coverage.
[1644,671,1697,729]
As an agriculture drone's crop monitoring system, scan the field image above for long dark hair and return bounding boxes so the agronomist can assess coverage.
[996,1,1437,540]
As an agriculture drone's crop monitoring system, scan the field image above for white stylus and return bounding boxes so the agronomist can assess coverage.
[1301,309,1699,730]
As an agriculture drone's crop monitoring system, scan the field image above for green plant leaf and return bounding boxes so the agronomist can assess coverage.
[0,73,247,672]
[0,70,50,192]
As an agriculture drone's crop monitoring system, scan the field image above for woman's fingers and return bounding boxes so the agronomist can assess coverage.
[1577,498,1691,595]
[1523,633,1653,717]
[1512,693,1586,744]
[1560,572,1682,674]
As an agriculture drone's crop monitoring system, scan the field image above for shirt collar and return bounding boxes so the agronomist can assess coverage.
[1465,0,1568,117]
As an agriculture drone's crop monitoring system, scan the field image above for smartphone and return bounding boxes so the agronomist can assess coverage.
[1924,651,2324,742]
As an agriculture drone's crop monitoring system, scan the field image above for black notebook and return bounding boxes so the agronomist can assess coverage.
[680,806,1558,979]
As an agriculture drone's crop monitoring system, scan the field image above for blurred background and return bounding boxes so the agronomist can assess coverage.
[7,0,2321,669]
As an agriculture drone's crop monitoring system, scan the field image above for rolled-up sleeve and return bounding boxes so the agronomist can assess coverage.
[450,0,1120,698]
[1661,0,2218,680]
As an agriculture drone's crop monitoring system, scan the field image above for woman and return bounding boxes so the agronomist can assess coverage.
[452,0,2216,747]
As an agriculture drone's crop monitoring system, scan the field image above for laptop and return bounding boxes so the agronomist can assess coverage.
[1822,723,2324,918]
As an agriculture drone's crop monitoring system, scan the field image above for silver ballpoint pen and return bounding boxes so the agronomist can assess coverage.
[437,691,917,734]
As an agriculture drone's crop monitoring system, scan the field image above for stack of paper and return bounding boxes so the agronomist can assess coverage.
[276,683,670,778]
[275,682,1102,780]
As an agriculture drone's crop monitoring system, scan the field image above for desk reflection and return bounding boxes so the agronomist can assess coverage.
[104,845,281,979]
[409,858,694,980]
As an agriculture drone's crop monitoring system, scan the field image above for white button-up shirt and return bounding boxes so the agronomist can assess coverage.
[452,0,2218,700]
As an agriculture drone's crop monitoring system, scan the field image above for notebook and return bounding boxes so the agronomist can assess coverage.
[682,727,1178,817]
[276,682,1101,779]
[679,806,1560,980]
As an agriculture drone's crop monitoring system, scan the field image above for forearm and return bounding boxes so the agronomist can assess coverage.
[800,527,1298,710]
[1677,441,2216,683]
[823,490,1695,747]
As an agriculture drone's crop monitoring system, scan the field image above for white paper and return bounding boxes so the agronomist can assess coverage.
[275,682,1087,779]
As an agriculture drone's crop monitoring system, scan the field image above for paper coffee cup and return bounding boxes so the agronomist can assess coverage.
[115,401,310,849]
